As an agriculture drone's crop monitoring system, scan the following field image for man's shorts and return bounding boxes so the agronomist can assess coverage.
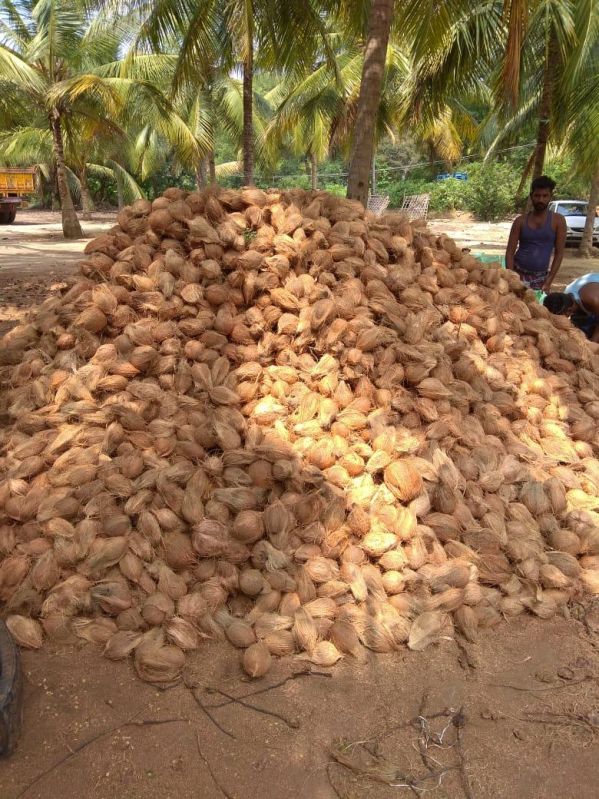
[514,269,547,290]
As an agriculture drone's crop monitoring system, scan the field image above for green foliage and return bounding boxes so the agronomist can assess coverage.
[429,178,467,213]
[87,171,118,206]
[378,177,429,208]
[463,162,519,221]
[0,0,593,222]
[265,174,311,189]
[543,155,590,200]
[322,182,346,197]
[380,161,521,219]
[138,163,197,198]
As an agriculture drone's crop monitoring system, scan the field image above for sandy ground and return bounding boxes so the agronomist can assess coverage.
[0,210,116,335]
[1,209,599,798]
[1,610,599,799]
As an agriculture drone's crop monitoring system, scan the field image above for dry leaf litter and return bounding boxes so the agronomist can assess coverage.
[1,187,599,683]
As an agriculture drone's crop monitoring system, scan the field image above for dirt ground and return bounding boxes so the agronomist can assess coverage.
[2,609,599,799]
[0,210,116,335]
[2,209,599,798]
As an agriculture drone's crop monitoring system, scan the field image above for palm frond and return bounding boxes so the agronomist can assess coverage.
[0,125,52,163]
[105,158,146,201]
[215,159,241,177]
[0,44,45,92]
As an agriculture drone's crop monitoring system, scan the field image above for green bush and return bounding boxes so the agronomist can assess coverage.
[463,162,519,221]
[322,182,346,197]
[263,174,311,189]
[383,160,525,219]
[429,178,467,213]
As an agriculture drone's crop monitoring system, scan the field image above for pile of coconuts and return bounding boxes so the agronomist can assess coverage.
[1,186,599,683]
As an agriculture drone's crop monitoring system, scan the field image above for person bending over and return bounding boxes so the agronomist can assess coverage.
[505,175,567,291]
[544,273,599,341]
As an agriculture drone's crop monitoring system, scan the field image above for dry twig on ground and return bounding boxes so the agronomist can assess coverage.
[328,694,475,797]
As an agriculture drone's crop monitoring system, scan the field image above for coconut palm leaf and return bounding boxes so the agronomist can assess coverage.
[105,157,146,201]
[0,125,52,163]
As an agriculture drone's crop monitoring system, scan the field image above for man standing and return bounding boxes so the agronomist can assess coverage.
[505,175,567,291]
[543,273,599,341]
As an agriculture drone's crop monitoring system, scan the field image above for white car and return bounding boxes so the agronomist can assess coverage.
[548,199,599,244]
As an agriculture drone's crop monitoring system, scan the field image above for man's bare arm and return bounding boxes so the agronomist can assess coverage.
[543,215,567,291]
[505,217,521,271]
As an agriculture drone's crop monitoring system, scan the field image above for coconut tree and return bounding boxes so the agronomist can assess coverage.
[173,67,271,189]
[345,0,395,205]
[119,0,334,186]
[264,32,476,196]
[475,1,599,231]
[398,0,599,185]
[264,40,407,189]
[0,116,150,210]
[556,32,599,257]
[0,0,124,236]
[0,0,199,238]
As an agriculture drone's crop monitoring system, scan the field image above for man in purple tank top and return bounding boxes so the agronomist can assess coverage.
[505,175,567,291]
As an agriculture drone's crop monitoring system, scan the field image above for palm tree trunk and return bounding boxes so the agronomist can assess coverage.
[49,112,82,238]
[346,0,394,206]
[310,152,317,191]
[579,170,599,257]
[196,158,208,191]
[209,151,216,185]
[516,148,536,208]
[242,42,254,186]
[116,179,124,210]
[50,163,60,211]
[80,165,94,220]
[531,26,559,179]
[371,154,376,195]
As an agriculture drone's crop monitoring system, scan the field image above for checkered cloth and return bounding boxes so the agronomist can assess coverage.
[515,269,547,290]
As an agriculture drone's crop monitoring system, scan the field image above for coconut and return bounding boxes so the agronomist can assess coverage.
[165,616,199,650]
[453,606,478,642]
[262,629,296,656]
[293,607,318,653]
[72,617,118,644]
[226,620,256,648]
[104,630,143,660]
[232,510,265,544]
[6,615,43,649]
[116,608,145,631]
[242,641,272,678]
[239,569,265,597]
[306,640,342,666]
[134,630,185,683]
[384,460,423,502]
[329,620,362,657]
[177,592,208,622]
[142,592,175,626]
[408,612,450,651]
